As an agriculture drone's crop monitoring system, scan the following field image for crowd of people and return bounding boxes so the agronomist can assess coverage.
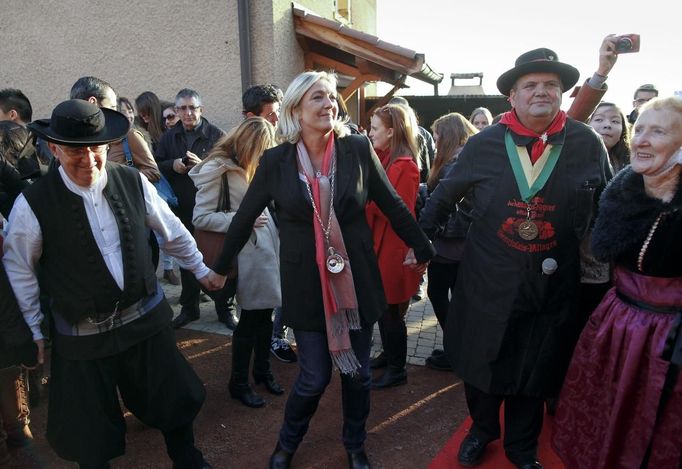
[0,33,680,469]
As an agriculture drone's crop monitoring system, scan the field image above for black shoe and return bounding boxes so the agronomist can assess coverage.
[516,462,543,469]
[269,442,293,469]
[371,368,407,389]
[217,311,238,330]
[425,354,452,371]
[369,352,387,369]
[347,449,371,469]
[457,434,489,467]
[431,348,445,357]
[172,311,200,329]
[229,382,265,408]
[254,371,284,395]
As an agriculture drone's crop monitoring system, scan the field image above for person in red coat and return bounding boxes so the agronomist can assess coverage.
[367,104,422,388]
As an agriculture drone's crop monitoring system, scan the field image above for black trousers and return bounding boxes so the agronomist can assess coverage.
[464,382,544,465]
[46,326,206,466]
[377,302,409,370]
[426,260,459,331]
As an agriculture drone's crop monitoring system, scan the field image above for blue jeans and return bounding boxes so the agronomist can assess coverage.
[278,325,372,453]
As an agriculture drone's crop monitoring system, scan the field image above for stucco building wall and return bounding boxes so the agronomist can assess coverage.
[1,1,375,132]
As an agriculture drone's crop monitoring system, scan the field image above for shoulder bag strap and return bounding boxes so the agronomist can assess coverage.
[217,171,231,212]
[122,137,134,167]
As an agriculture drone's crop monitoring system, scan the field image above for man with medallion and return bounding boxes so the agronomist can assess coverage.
[419,48,611,469]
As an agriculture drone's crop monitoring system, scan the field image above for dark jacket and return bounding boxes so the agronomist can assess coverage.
[0,157,28,219]
[0,251,37,369]
[420,119,610,397]
[0,156,36,369]
[155,118,226,227]
[214,134,435,332]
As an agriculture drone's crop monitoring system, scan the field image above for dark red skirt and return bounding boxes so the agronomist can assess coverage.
[552,266,682,469]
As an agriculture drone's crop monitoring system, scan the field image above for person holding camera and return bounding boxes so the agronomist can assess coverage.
[155,89,227,329]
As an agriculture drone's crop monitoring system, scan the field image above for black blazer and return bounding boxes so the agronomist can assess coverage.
[214,134,435,332]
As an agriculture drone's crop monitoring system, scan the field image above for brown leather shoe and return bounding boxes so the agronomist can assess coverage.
[163,269,180,285]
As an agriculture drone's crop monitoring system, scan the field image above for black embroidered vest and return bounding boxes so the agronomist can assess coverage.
[23,163,157,324]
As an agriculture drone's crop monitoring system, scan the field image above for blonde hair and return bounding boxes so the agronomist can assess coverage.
[205,117,275,182]
[469,107,493,128]
[276,71,349,144]
[372,104,420,167]
[639,96,682,121]
[428,113,478,190]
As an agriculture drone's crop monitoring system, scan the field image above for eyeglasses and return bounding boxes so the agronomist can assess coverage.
[634,98,652,105]
[59,145,109,158]
[164,114,177,121]
[175,105,201,113]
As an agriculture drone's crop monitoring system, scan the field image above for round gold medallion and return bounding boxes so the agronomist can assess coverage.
[518,220,539,240]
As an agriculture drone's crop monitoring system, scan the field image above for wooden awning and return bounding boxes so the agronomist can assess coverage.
[293,6,443,122]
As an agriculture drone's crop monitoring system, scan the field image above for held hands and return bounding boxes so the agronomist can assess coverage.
[403,248,429,276]
[253,214,269,228]
[198,270,227,291]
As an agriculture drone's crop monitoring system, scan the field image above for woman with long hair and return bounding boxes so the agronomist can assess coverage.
[135,91,165,151]
[468,107,493,131]
[424,113,478,370]
[366,104,422,388]
[588,101,631,172]
[211,71,433,469]
[189,117,281,408]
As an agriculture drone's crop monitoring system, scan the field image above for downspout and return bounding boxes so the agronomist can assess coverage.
[238,0,252,93]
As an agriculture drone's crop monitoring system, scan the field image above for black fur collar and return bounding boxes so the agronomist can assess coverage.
[592,167,682,261]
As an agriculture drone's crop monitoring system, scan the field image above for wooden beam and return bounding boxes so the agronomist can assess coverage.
[305,51,358,76]
[341,75,370,101]
[364,75,407,122]
[294,17,422,74]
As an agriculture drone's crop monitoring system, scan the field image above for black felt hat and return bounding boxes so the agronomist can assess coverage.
[28,99,129,146]
[496,48,580,97]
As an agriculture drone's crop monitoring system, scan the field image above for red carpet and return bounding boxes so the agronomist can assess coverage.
[429,411,565,469]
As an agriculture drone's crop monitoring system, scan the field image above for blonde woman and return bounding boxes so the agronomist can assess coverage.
[211,71,433,469]
[189,117,281,408]
[469,107,493,131]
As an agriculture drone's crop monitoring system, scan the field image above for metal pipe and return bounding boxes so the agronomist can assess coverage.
[237,0,252,93]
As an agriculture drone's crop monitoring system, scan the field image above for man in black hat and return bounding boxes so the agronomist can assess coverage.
[419,48,611,469]
[2,99,222,468]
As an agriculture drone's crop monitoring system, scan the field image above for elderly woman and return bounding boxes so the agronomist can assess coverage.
[212,71,434,469]
[553,96,682,468]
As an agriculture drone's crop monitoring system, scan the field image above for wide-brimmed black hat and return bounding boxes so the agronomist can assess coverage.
[28,99,129,146]
[496,48,579,97]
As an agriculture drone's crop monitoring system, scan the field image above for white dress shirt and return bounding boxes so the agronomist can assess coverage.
[2,166,209,340]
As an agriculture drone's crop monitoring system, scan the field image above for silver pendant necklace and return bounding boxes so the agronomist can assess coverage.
[304,156,345,273]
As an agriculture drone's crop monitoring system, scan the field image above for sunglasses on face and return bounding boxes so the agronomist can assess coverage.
[164,114,177,120]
